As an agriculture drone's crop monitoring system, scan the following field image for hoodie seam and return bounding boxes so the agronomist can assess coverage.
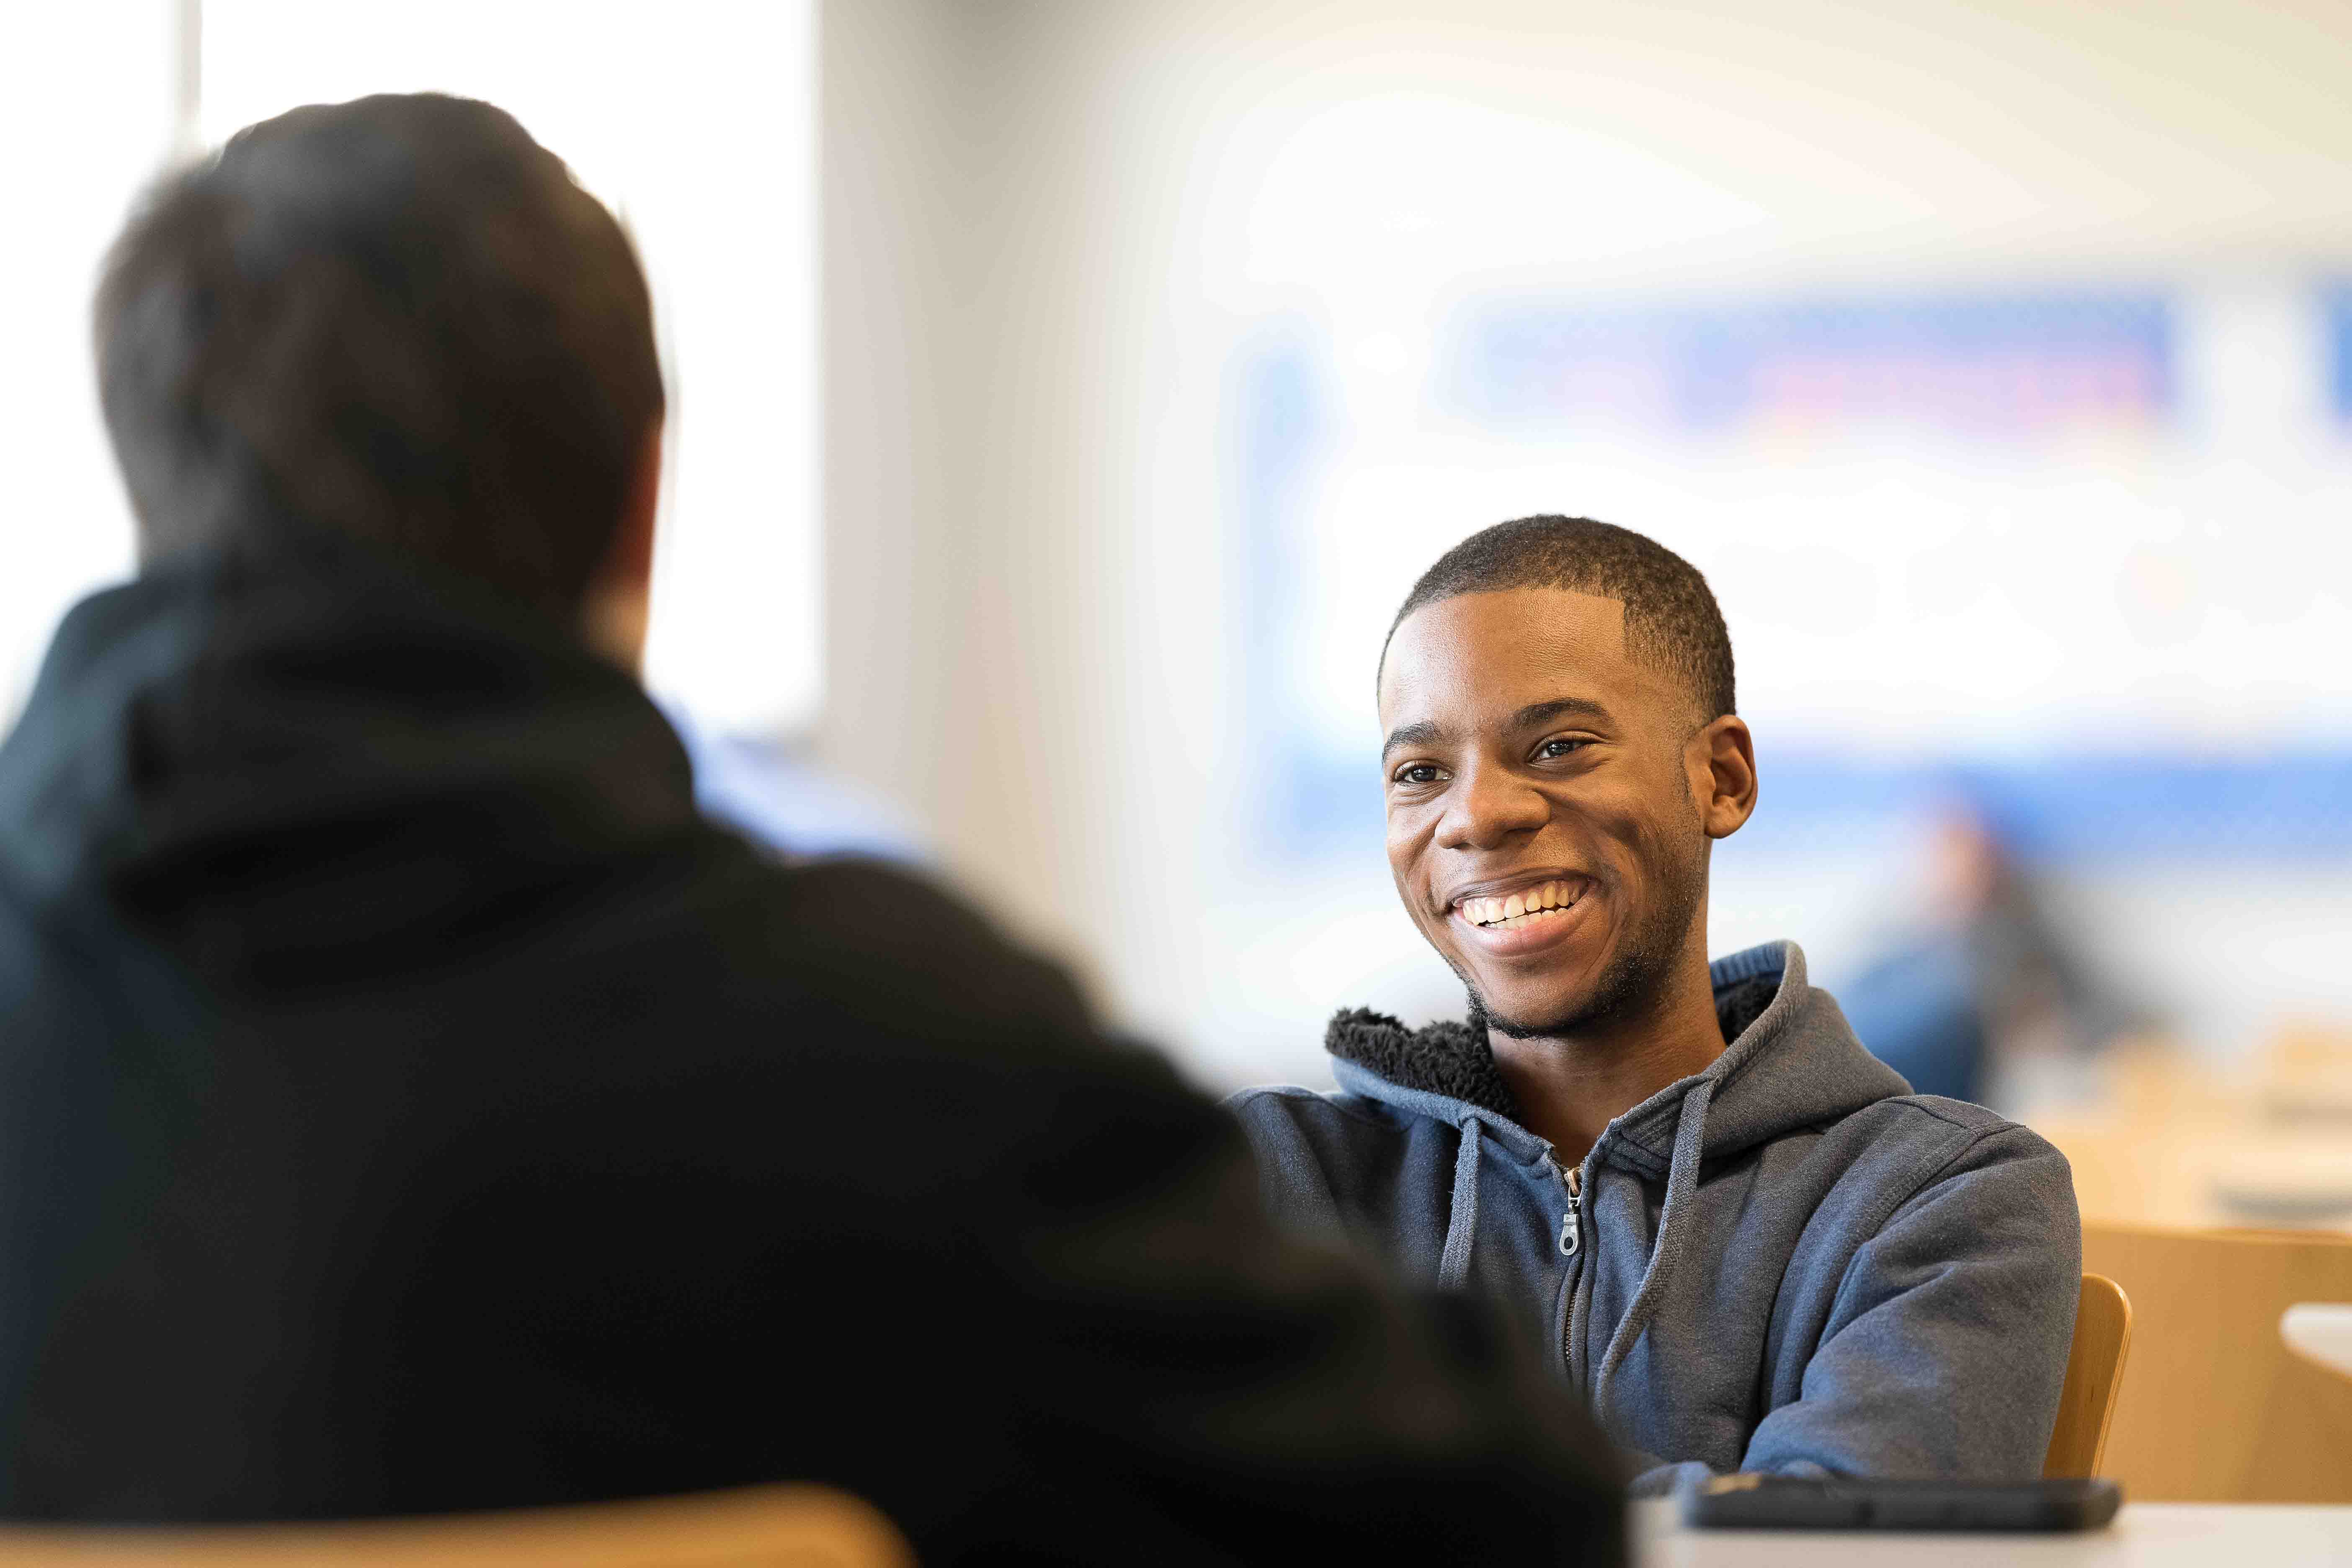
[1613,1092,2014,1181]
[1749,1119,1994,1395]
[1820,1120,2018,1333]
[1876,1096,2018,1136]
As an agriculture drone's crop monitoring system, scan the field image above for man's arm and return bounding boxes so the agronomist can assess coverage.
[969,1091,1630,1560]
[1632,1124,2079,1495]
[735,859,1630,1561]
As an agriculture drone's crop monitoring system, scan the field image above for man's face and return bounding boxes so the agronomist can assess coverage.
[1378,587,1726,1035]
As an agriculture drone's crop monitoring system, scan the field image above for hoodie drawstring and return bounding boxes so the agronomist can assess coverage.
[1590,1076,1717,1416]
[1437,1119,1484,1291]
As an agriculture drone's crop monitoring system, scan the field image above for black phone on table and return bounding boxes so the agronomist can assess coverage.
[1679,1473,2122,1532]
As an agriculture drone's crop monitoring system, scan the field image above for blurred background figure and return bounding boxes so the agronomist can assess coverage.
[8,0,2352,1238]
[1842,799,2144,1108]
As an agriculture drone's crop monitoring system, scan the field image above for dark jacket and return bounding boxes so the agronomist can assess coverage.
[0,534,1623,1562]
[1229,943,2081,1494]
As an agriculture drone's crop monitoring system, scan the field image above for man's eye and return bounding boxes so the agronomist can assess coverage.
[1392,763,1447,787]
[1537,738,1589,760]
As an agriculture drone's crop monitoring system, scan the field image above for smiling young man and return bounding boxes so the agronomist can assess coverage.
[1230,515,2082,1494]
[0,108,1632,1558]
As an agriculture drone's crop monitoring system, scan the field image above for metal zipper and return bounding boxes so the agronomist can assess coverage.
[1559,1161,1585,1384]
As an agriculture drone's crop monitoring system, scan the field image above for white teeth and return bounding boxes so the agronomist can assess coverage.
[1459,879,1583,928]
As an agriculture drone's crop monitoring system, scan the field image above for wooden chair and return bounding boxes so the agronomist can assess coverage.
[2043,1273,2133,1478]
[0,1484,911,1567]
[2082,1221,2352,1502]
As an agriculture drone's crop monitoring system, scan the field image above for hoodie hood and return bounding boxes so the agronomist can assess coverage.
[1234,938,2078,1488]
[1326,941,1905,1170]
[0,532,701,997]
[1324,941,1911,1412]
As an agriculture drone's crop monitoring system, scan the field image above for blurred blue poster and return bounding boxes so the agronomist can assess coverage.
[1231,283,2352,865]
[2329,283,2352,423]
[1446,292,2171,440]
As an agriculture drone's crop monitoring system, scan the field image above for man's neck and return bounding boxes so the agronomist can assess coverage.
[1485,947,1728,1168]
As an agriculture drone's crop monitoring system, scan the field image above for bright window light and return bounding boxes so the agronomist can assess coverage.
[201,0,822,732]
[0,1,174,724]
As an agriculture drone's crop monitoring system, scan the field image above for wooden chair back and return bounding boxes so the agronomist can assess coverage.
[0,1484,911,1567]
[2082,1221,2352,1502]
[2043,1273,2132,1478]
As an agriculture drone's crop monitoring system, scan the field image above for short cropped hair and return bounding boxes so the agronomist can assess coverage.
[93,93,663,619]
[1387,515,1736,721]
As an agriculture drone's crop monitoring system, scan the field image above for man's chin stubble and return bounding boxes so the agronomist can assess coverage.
[1466,943,1653,1040]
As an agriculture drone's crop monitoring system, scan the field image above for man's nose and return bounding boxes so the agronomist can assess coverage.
[1433,757,1549,851]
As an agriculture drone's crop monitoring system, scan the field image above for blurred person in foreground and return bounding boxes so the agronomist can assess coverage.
[1229,517,2081,1494]
[0,96,1625,1559]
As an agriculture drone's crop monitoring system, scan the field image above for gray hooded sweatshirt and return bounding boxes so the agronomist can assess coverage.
[1228,941,2081,1494]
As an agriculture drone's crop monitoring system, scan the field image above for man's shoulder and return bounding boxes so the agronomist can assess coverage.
[1796,1092,2078,1243]
[1830,1092,2070,1177]
[671,847,1106,1048]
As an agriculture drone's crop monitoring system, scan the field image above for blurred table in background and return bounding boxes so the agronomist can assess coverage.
[2019,1034,2352,1233]
[1635,1498,2352,1566]
[2015,1033,2352,1507]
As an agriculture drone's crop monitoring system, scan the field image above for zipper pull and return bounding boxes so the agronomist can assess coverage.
[1559,1165,1582,1259]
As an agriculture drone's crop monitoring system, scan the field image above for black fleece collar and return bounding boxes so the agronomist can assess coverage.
[1324,975,1781,1121]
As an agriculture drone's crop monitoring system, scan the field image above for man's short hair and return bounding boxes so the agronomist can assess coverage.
[1387,515,1736,722]
[93,93,663,620]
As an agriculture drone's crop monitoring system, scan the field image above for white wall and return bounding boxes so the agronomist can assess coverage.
[818,0,2352,1088]
[0,2,175,722]
[3,5,825,738]
[203,0,825,733]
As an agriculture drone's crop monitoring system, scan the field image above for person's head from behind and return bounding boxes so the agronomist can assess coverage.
[1377,516,1758,1038]
[93,93,665,663]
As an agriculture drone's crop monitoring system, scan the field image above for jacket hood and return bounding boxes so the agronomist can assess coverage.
[1326,941,1907,1171]
[1326,941,1909,1414]
[0,531,701,995]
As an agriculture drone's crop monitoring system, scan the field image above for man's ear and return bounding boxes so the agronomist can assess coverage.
[581,420,663,673]
[1689,714,1757,840]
